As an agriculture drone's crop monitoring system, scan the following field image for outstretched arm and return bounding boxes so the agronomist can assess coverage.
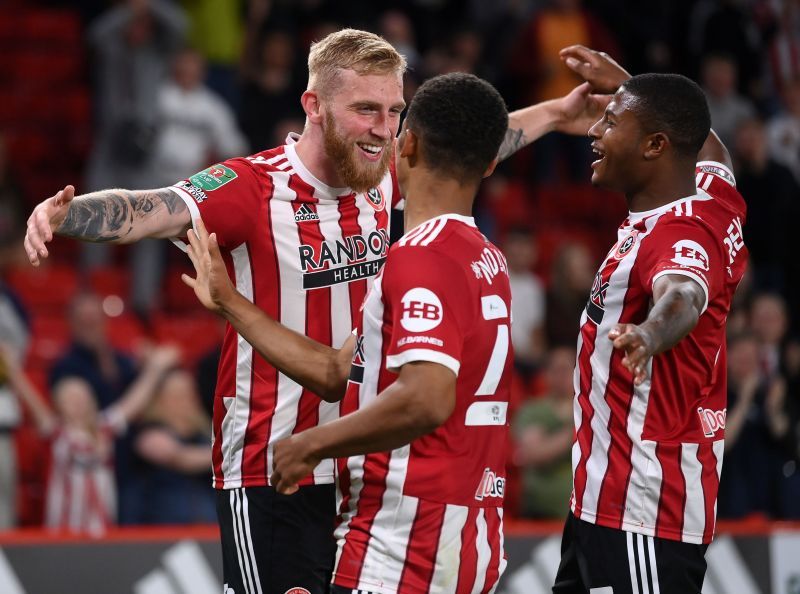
[181,218,353,402]
[608,275,706,385]
[25,185,191,266]
[271,360,456,494]
[498,82,612,161]
[112,346,181,424]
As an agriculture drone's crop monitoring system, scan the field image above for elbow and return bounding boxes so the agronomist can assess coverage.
[404,388,455,434]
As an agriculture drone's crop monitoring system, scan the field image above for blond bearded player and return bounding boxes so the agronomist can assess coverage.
[25,29,607,594]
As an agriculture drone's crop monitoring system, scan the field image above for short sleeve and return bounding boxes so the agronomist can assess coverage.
[382,246,472,376]
[168,157,264,249]
[696,161,736,190]
[638,217,725,314]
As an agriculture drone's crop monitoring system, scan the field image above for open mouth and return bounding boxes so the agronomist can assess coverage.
[357,142,384,160]
[591,144,606,169]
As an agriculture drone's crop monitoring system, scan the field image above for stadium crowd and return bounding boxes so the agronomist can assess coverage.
[0,0,798,533]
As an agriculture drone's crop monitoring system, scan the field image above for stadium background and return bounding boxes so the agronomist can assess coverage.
[0,0,798,592]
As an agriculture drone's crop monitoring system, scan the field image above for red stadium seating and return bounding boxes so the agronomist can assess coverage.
[152,313,224,365]
[27,314,70,369]
[6,264,79,313]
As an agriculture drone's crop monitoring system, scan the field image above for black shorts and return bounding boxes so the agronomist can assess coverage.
[216,484,336,594]
[553,512,708,594]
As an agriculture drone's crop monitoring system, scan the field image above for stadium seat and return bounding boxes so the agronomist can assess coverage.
[152,313,224,365]
[88,267,130,299]
[27,313,70,369]
[6,264,79,313]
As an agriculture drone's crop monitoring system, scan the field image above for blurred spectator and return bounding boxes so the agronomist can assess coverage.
[763,371,800,518]
[49,294,138,409]
[504,227,546,377]
[132,47,248,315]
[689,0,763,98]
[82,0,188,315]
[1,345,178,535]
[546,241,594,347]
[0,277,29,529]
[733,117,798,291]
[717,331,777,518]
[512,347,576,518]
[239,4,306,151]
[49,293,141,523]
[750,292,790,380]
[767,78,800,185]
[195,344,220,419]
[85,0,187,193]
[130,368,214,524]
[701,54,757,148]
[508,0,618,182]
[757,0,800,98]
[379,10,422,72]
[180,0,245,108]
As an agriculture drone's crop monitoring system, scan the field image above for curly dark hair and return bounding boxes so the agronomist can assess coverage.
[404,72,508,182]
[622,73,711,158]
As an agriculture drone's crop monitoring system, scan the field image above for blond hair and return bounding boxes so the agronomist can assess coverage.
[308,28,407,96]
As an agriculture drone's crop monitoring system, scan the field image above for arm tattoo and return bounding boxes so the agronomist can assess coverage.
[58,189,188,243]
[497,127,529,162]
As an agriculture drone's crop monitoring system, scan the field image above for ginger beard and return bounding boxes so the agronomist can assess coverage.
[323,111,392,192]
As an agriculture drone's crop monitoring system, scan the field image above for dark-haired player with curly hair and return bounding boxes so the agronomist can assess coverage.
[549,46,749,593]
[183,71,561,593]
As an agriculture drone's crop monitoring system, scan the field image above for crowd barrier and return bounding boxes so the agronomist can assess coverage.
[0,519,797,593]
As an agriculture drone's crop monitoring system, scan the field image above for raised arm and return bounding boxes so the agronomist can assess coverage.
[561,44,733,170]
[1,345,57,435]
[181,218,353,402]
[271,360,456,494]
[24,185,191,266]
[698,129,733,170]
[112,346,181,424]
[608,274,706,385]
[498,82,612,161]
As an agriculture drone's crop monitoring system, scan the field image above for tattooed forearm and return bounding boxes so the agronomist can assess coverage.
[497,127,529,162]
[57,189,188,243]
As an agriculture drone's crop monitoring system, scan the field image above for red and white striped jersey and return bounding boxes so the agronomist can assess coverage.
[333,214,512,593]
[169,137,401,489]
[44,408,125,535]
[570,161,748,545]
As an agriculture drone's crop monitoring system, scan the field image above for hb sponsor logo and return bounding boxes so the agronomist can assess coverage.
[474,468,506,502]
[698,406,726,437]
[400,288,442,332]
[671,239,710,271]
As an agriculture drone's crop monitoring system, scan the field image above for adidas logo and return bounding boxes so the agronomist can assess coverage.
[294,204,319,222]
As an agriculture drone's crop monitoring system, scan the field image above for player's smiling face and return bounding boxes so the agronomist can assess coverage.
[322,69,405,192]
[587,88,644,192]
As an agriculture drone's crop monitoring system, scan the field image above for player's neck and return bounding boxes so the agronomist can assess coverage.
[402,172,475,231]
[626,167,697,212]
[293,131,345,188]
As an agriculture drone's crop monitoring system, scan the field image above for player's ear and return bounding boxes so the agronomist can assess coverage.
[643,132,669,160]
[482,157,499,179]
[399,129,419,166]
[301,90,323,125]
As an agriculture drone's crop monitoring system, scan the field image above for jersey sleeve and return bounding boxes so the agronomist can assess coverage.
[382,246,472,376]
[696,160,736,191]
[168,157,264,249]
[637,215,726,314]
